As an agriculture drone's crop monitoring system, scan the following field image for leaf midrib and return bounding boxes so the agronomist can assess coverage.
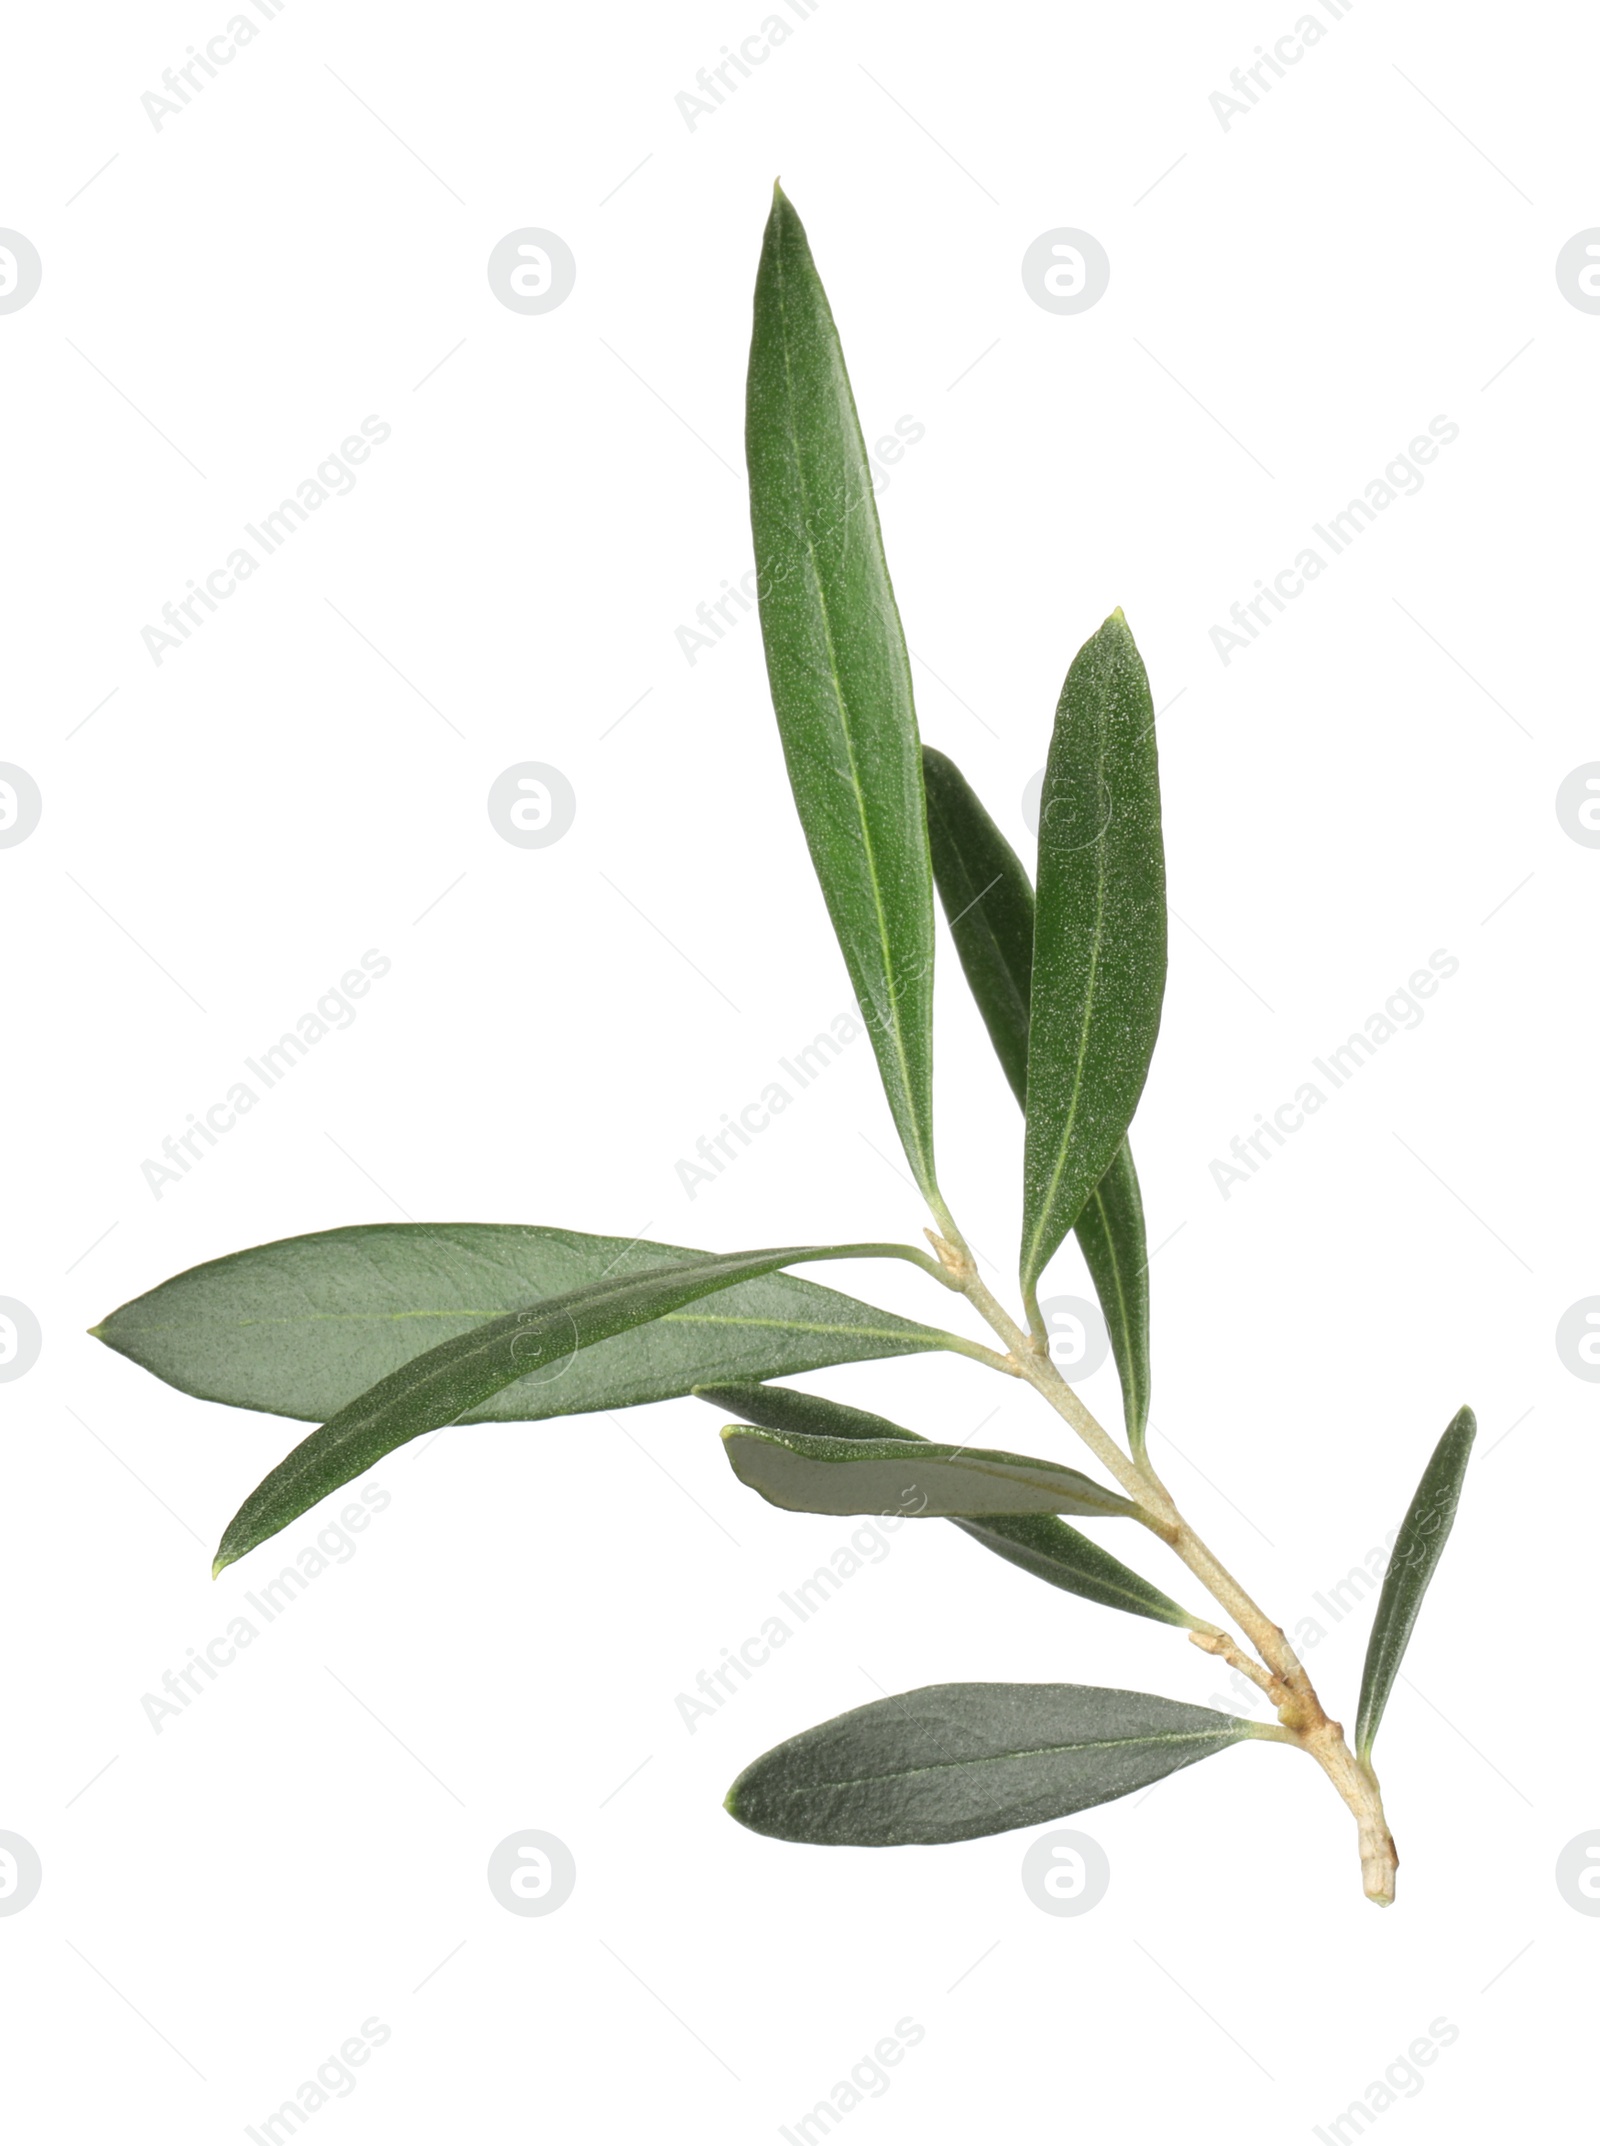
[771,223,931,1190]
[769,1725,1240,1795]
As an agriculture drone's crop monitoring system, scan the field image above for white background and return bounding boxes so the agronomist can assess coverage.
[4,2,1595,2139]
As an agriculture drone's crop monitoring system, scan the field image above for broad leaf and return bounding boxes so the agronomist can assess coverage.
[721,1423,1138,1520]
[696,1380,1192,1624]
[1355,1406,1476,1764]
[1021,612,1166,1305]
[95,1224,960,1425]
[726,1683,1258,1845]
[922,746,1152,1445]
[922,745,1033,1107]
[747,185,938,1202]
[211,1241,934,1573]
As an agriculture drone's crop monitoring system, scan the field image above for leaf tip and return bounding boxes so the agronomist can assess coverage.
[211,1547,234,1581]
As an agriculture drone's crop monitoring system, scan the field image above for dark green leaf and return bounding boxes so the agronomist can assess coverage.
[95,1224,960,1426]
[696,1380,1194,1625]
[747,185,938,1202]
[920,746,1152,1446]
[211,1241,936,1573]
[922,744,1033,1107]
[726,1683,1259,1845]
[721,1423,1138,1519]
[1021,612,1166,1305]
[1071,1143,1151,1456]
[1355,1406,1476,1764]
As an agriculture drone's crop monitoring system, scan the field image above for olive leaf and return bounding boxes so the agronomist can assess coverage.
[94,1223,960,1426]
[726,1683,1261,1845]
[721,1423,1138,1520]
[1020,612,1166,1309]
[697,1379,1193,1624]
[1355,1407,1476,1764]
[922,744,1151,1448]
[211,1240,937,1574]
[747,184,939,1203]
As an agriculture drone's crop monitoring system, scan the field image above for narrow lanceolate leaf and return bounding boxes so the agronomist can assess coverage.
[921,746,1152,1446]
[1355,1406,1476,1765]
[747,185,938,1201]
[726,1683,1259,1846]
[1021,613,1166,1304]
[721,1424,1138,1520]
[1071,1143,1151,1455]
[211,1241,933,1574]
[94,1224,958,1425]
[696,1381,1193,1625]
[922,745,1034,1108]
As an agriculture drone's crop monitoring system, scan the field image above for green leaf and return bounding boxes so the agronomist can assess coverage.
[1071,1143,1152,1456]
[1355,1406,1476,1765]
[1021,612,1166,1306]
[95,1223,960,1426]
[210,1241,937,1574]
[747,185,938,1203]
[721,1423,1138,1520]
[726,1683,1259,1845]
[922,745,1033,1108]
[695,1380,1194,1625]
[921,745,1152,1447]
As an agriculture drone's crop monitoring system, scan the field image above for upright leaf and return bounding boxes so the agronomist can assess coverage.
[1071,1143,1151,1455]
[726,1683,1259,1845]
[1021,612,1166,1307]
[922,745,1151,1445]
[696,1380,1194,1625]
[721,1423,1138,1520]
[747,185,938,1201]
[95,1224,959,1425]
[1355,1406,1476,1764]
[211,1240,934,1573]
[922,745,1033,1107]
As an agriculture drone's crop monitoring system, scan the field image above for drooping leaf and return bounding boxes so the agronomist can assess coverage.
[747,185,939,1202]
[1355,1406,1476,1764]
[726,1683,1260,1845]
[922,744,1033,1107]
[95,1223,962,1425]
[1021,612,1166,1306]
[210,1240,937,1573]
[696,1380,1194,1625]
[921,746,1152,1444]
[721,1423,1138,1520]
[1071,1143,1151,1456]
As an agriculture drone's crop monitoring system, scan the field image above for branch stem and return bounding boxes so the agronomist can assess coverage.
[932,1224,1398,1904]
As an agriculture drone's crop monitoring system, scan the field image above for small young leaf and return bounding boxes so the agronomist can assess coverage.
[1021,613,1166,1306]
[721,1424,1138,1520]
[212,1241,936,1573]
[1355,1406,1476,1764]
[921,745,1152,1446]
[726,1683,1258,1845]
[95,1224,958,1425]
[695,1380,1194,1625]
[747,185,939,1203]
[922,744,1033,1107]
